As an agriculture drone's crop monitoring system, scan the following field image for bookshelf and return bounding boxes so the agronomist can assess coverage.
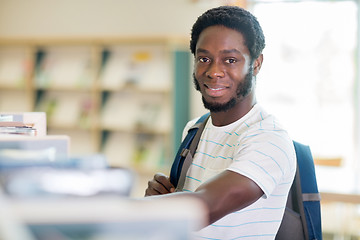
[0,37,191,174]
[0,46,34,112]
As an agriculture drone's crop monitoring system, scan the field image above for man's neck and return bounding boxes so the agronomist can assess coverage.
[210,95,256,127]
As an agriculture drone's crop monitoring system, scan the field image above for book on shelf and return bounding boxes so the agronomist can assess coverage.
[101,91,171,133]
[35,46,93,89]
[102,131,168,170]
[35,92,93,129]
[136,54,171,92]
[100,45,171,91]
[102,132,136,167]
[134,96,172,133]
[133,133,167,170]
[100,47,128,90]
[101,91,138,130]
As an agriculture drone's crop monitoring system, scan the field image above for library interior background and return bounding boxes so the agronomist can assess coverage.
[0,0,360,239]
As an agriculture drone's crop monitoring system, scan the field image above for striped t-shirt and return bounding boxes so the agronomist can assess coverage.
[182,104,296,240]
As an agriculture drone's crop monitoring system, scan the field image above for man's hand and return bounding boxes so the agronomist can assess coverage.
[144,173,175,196]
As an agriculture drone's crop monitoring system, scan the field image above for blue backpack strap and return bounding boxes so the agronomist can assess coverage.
[170,113,210,187]
[293,141,322,240]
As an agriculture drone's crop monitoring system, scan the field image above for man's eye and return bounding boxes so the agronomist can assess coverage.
[225,58,237,64]
[199,57,210,63]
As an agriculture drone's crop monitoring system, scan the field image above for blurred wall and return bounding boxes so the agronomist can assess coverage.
[0,0,221,38]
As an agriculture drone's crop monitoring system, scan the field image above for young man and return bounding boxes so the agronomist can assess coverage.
[145,6,296,239]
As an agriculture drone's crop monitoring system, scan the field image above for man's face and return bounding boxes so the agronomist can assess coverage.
[193,25,255,113]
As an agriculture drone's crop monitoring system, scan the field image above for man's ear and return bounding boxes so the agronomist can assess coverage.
[253,54,263,76]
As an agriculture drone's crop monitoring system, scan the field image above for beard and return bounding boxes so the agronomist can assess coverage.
[193,68,254,113]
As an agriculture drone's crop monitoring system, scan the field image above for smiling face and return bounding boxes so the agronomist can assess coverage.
[193,25,261,114]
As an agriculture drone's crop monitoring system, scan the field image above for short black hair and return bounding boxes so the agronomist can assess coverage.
[190,6,265,61]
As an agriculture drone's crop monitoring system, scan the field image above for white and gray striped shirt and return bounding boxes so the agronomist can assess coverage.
[183,104,296,240]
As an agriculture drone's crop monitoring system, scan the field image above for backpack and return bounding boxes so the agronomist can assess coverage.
[170,113,322,240]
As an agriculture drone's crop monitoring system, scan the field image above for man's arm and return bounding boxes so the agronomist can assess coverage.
[144,170,263,226]
[193,170,263,225]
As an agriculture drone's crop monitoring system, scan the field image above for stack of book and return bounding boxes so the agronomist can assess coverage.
[0,112,69,160]
[0,121,37,136]
[0,112,46,136]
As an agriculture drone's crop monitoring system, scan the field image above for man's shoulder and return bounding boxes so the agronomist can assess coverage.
[245,104,285,130]
[181,115,205,139]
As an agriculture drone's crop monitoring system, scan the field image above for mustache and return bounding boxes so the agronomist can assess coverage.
[192,71,254,96]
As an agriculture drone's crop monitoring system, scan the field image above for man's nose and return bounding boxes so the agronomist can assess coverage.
[206,62,225,79]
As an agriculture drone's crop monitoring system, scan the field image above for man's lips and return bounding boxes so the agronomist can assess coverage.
[204,83,227,90]
[204,84,228,97]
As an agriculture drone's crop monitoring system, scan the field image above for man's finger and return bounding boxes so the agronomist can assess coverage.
[154,173,174,192]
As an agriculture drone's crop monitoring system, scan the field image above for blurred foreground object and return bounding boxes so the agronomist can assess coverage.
[0,196,206,240]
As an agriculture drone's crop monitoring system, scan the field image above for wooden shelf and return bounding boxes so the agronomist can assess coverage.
[0,37,190,171]
[321,191,360,204]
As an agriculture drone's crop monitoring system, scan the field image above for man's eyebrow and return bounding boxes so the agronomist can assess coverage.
[196,48,242,54]
[196,48,209,54]
[221,49,242,54]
